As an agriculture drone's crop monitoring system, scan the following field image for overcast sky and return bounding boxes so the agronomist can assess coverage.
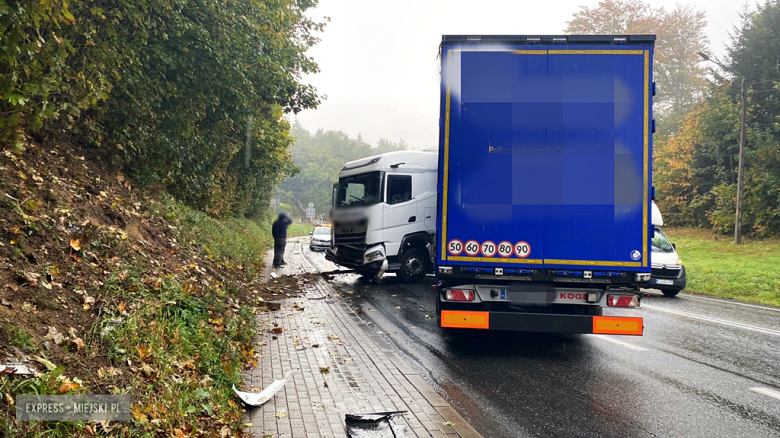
[295,0,744,149]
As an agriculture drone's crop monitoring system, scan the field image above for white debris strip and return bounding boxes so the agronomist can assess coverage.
[233,370,293,407]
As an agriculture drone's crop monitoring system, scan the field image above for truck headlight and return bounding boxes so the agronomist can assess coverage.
[366,251,384,261]
[676,258,683,265]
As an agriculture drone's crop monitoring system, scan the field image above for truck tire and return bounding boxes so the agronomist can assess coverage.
[399,248,428,283]
[661,288,680,297]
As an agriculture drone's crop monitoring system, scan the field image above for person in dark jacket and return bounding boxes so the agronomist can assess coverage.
[272,213,293,267]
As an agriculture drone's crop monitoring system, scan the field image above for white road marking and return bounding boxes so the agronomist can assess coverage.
[750,387,780,402]
[680,293,780,313]
[588,335,649,351]
[643,304,780,337]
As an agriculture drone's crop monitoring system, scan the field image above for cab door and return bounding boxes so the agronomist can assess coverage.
[383,174,417,256]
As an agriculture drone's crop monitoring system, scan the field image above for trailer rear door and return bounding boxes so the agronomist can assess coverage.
[438,41,653,272]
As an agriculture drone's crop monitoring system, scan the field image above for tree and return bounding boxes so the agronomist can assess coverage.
[566,0,710,134]
[0,0,325,217]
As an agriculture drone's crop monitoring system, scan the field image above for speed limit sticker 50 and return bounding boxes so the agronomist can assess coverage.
[447,239,464,256]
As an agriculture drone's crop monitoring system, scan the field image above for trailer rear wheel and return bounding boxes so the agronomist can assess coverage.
[399,248,427,283]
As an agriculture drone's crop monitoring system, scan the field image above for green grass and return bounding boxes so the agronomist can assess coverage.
[154,197,273,275]
[2,324,35,349]
[665,227,780,306]
[287,222,314,237]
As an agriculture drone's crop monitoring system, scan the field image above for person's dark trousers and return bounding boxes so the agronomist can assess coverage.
[273,238,287,266]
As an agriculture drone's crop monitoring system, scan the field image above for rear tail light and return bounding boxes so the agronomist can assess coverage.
[445,289,475,301]
[607,295,638,307]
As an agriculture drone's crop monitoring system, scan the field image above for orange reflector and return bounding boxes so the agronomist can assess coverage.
[440,310,490,329]
[592,316,643,336]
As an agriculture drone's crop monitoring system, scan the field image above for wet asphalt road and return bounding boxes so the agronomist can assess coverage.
[304,246,780,438]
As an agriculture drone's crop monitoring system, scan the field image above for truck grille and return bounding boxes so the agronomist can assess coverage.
[652,267,681,278]
[335,232,366,246]
[333,219,367,247]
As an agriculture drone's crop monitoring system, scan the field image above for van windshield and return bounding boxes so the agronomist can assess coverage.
[652,228,674,253]
[334,171,383,209]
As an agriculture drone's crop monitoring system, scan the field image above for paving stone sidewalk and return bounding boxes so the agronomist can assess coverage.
[244,240,480,438]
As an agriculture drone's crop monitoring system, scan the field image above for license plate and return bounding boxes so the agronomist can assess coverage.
[655,279,674,285]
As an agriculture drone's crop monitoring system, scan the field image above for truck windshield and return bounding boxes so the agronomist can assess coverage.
[652,228,674,253]
[334,171,382,209]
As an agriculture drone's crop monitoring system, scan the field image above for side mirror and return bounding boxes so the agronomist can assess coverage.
[672,243,676,250]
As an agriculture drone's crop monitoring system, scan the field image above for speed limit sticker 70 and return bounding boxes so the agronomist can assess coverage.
[514,241,531,258]
[447,239,463,256]
[464,240,480,257]
[480,241,497,257]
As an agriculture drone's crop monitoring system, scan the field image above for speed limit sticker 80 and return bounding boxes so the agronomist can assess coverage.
[447,239,532,258]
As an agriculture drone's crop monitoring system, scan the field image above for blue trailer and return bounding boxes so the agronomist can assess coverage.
[435,35,655,335]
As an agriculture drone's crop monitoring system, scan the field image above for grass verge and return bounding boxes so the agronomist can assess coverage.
[665,227,780,306]
[1,195,267,436]
[287,222,314,238]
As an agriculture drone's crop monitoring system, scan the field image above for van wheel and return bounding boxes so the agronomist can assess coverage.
[661,288,680,297]
[399,248,427,283]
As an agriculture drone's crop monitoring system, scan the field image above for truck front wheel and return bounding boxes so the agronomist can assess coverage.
[399,248,428,283]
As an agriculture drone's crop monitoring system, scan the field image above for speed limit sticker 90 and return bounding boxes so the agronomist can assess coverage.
[514,241,531,258]
[447,239,463,256]
[464,240,480,257]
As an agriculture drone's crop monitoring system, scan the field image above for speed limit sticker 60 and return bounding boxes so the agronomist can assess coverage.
[464,240,480,257]
[514,241,531,258]
[447,239,463,256]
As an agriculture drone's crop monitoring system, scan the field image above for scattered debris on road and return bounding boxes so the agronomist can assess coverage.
[232,370,293,407]
[345,411,408,438]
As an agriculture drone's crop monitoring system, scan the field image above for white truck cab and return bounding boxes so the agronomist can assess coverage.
[326,150,438,282]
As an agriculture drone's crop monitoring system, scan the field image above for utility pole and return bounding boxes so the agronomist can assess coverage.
[735,78,747,244]
[698,52,748,244]
[245,116,253,169]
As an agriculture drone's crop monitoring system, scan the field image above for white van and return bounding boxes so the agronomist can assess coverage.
[651,203,687,297]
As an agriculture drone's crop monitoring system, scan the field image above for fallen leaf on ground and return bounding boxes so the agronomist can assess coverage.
[327,335,340,340]
[319,366,330,373]
[70,238,81,251]
[70,337,85,350]
[271,327,283,334]
[274,412,288,419]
